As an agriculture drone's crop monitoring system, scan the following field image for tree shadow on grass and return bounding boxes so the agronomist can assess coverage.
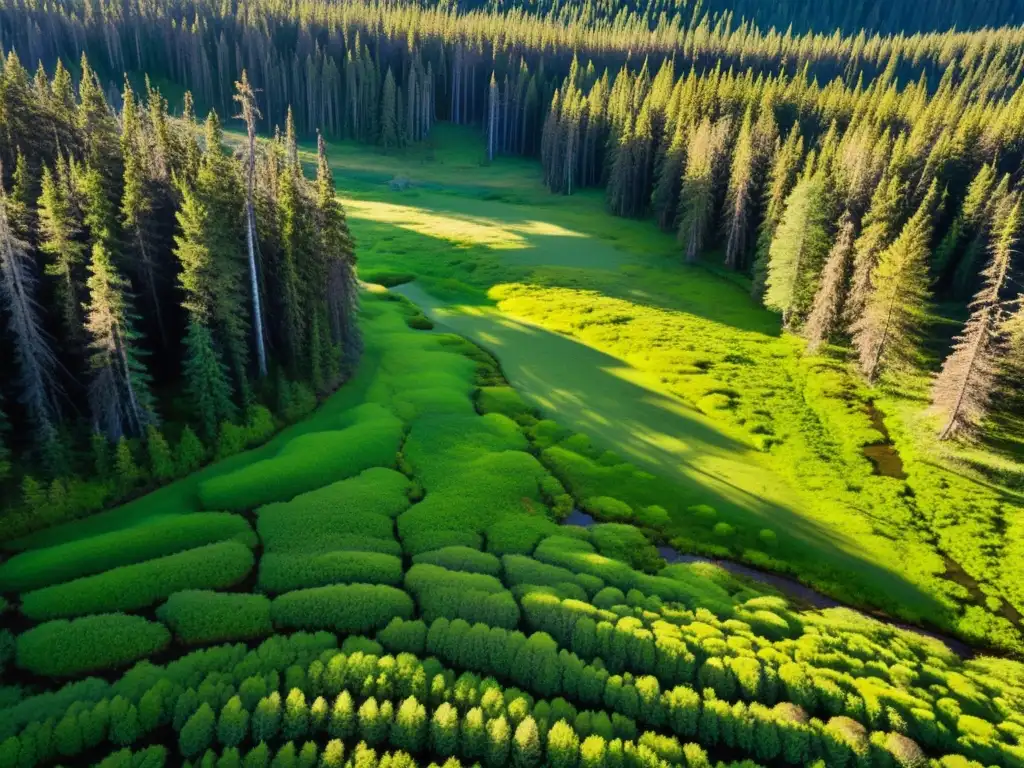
[395,281,953,628]
[344,192,780,336]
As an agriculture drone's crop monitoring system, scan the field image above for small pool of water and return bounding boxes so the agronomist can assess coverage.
[863,402,907,479]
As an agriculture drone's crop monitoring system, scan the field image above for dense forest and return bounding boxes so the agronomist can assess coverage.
[0,52,361,539]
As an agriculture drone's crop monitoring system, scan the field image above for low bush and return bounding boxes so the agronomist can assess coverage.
[257,468,410,554]
[156,591,272,645]
[16,615,170,677]
[502,554,603,597]
[477,387,534,422]
[412,546,502,576]
[258,551,404,593]
[583,496,634,522]
[21,541,255,620]
[0,513,256,593]
[405,563,520,628]
[485,515,562,556]
[271,584,414,634]
[590,524,663,573]
[198,414,404,511]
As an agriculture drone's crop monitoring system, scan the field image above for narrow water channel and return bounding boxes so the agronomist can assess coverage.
[863,402,908,479]
[561,509,976,658]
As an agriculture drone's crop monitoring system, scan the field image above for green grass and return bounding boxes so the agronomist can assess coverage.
[326,122,1024,650]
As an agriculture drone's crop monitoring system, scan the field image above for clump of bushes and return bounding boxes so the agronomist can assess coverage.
[583,496,634,522]
[258,551,404,593]
[198,412,404,511]
[0,512,256,593]
[16,615,170,677]
[412,546,502,576]
[20,541,255,620]
[271,584,413,634]
[477,387,534,423]
[156,591,273,645]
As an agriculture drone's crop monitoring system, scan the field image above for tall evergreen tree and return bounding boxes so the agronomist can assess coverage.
[82,241,158,441]
[233,71,269,378]
[933,195,1021,440]
[677,118,728,263]
[380,68,399,151]
[764,172,831,328]
[0,161,62,461]
[853,182,940,384]
[803,210,856,352]
[751,127,803,299]
[722,108,756,270]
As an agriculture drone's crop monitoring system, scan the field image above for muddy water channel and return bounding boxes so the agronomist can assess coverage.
[561,509,976,658]
[863,401,907,479]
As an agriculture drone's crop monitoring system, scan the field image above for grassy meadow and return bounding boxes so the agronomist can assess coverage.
[311,123,1024,653]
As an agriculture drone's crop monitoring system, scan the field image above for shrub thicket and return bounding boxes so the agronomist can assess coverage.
[16,615,171,677]
[271,584,414,633]
[20,541,255,620]
[156,591,273,645]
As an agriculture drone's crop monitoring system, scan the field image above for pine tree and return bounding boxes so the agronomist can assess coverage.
[182,319,237,441]
[380,68,399,151]
[0,160,62,455]
[751,127,803,299]
[764,173,831,328]
[651,117,687,231]
[38,164,85,345]
[803,211,856,352]
[315,133,361,377]
[82,241,158,441]
[677,118,729,262]
[933,195,1021,440]
[120,80,166,347]
[853,183,939,384]
[722,108,756,270]
[233,72,269,378]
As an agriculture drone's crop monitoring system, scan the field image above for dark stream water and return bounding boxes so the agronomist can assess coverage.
[561,509,975,658]
[862,402,907,479]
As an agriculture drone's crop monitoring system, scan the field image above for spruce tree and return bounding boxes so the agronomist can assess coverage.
[380,68,399,151]
[722,108,756,270]
[933,195,1021,440]
[803,211,856,352]
[764,173,831,328]
[182,319,237,441]
[38,164,85,344]
[677,118,728,263]
[83,241,158,440]
[751,127,803,299]
[853,182,939,384]
[0,161,61,454]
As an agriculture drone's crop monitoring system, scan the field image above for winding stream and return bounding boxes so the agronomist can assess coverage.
[562,509,976,658]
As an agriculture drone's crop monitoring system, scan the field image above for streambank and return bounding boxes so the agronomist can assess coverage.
[562,509,976,659]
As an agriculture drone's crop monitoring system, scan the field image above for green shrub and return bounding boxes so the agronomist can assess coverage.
[21,540,254,620]
[583,496,633,522]
[688,504,717,522]
[360,269,415,287]
[378,618,428,655]
[412,546,502,576]
[477,387,533,421]
[713,522,736,538]
[340,636,384,656]
[16,615,170,677]
[638,505,670,528]
[259,551,403,593]
[271,584,413,634]
[758,529,778,548]
[156,591,272,645]
[218,697,249,748]
[257,468,410,554]
[198,414,404,511]
[0,513,256,593]
[486,516,561,556]
[179,703,215,758]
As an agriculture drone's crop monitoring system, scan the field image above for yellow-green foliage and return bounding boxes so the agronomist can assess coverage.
[0,512,256,593]
[20,540,255,620]
[198,410,404,511]
[16,615,170,677]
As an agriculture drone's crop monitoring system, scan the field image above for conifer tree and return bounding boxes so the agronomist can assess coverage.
[234,72,269,378]
[677,118,729,262]
[38,164,85,345]
[651,117,687,231]
[83,241,158,440]
[764,173,831,328]
[933,195,1021,439]
[853,182,939,384]
[751,127,803,299]
[723,108,756,270]
[380,68,399,152]
[120,81,166,347]
[803,211,856,352]
[0,161,61,456]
